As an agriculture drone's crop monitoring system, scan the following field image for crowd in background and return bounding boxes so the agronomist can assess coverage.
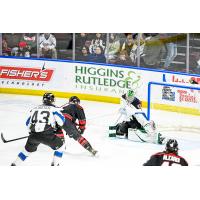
[1,33,200,74]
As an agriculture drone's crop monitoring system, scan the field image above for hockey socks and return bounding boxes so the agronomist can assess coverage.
[78,136,92,149]
[52,145,64,166]
[77,136,97,156]
[11,149,30,166]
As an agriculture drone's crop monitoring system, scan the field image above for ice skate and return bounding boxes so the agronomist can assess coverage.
[90,148,98,156]
[11,163,16,166]
[157,133,166,145]
[51,162,60,166]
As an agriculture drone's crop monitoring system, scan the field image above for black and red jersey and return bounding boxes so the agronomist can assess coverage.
[61,104,86,131]
[143,151,188,166]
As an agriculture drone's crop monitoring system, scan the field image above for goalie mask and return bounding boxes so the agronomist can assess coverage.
[43,93,55,105]
[126,90,135,103]
[165,139,179,153]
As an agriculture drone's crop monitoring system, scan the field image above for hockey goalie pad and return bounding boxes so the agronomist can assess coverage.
[128,128,147,142]
[108,124,127,138]
[108,125,117,137]
[128,128,165,144]
[109,124,165,144]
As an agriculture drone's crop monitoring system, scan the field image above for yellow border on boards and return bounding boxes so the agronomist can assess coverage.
[150,102,200,116]
[1,88,200,116]
[0,88,120,104]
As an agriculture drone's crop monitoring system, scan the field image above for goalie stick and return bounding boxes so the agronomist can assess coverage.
[1,133,28,143]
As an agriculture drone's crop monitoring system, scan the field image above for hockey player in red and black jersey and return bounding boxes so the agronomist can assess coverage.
[62,96,86,135]
[143,139,188,166]
[60,96,98,156]
[11,94,97,166]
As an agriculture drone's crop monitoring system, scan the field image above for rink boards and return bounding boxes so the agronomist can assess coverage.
[1,56,200,116]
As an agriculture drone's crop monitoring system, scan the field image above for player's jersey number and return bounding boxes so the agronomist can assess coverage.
[31,110,50,124]
[161,161,181,166]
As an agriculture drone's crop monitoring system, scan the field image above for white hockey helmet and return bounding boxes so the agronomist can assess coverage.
[126,89,135,103]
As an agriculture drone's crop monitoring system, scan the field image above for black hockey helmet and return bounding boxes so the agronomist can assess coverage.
[165,139,179,153]
[43,93,55,105]
[69,96,80,104]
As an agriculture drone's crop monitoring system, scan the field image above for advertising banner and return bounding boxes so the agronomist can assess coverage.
[152,84,200,109]
[1,57,200,106]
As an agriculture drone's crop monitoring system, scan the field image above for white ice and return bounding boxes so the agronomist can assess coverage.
[1,93,200,166]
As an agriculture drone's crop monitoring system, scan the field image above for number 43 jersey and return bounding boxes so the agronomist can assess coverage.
[26,104,65,133]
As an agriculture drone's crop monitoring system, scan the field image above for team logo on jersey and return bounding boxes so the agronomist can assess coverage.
[0,65,53,81]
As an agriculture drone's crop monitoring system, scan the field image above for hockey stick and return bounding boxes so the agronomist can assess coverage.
[58,102,69,108]
[114,113,123,125]
[1,133,28,143]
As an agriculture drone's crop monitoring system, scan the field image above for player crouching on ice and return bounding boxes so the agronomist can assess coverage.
[109,90,165,144]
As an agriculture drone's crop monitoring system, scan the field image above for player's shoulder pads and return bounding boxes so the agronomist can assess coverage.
[77,104,84,110]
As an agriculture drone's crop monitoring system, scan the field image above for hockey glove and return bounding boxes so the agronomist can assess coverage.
[78,127,85,135]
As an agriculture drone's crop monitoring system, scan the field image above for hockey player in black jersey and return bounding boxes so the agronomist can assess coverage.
[11,93,67,166]
[62,96,86,135]
[59,96,98,156]
[143,139,188,166]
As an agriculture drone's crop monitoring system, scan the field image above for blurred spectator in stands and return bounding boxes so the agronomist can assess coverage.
[39,33,57,59]
[88,46,106,63]
[104,33,121,63]
[120,33,146,65]
[21,33,37,57]
[2,33,21,56]
[2,38,11,56]
[121,34,135,57]
[76,33,91,50]
[194,58,200,73]
[75,33,91,60]
[129,33,145,64]
[115,50,133,66]
[76,46,89,62]
[117,33,127,50]
[141,34,166,68]
[89,33,106,54]
[162,34,177,69]
[16,41,30,57]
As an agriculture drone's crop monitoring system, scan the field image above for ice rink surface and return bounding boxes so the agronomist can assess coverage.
[1,93,200,200]
[1,93,200,167]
